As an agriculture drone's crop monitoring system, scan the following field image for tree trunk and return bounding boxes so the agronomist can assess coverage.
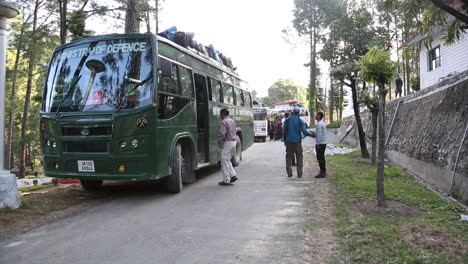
[405,56,411,94]
[376,82,387,207]
[350,78,370,158]
[59,0,68,44]
[329,77,334,123]
[308,9,317,126]
[155,0,159,33]
[144,9,151,33]
[371,111,377,165]
[125,0,140,33]
[339,82,343,120]
[19,0,40,178]
[7,19,26,170]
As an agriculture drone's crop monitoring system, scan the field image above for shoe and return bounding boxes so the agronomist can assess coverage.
[219,181,233,186]
[288,174,293,178]
[298,175,302,178]
[314,172,326,178]
[230,176,238,183]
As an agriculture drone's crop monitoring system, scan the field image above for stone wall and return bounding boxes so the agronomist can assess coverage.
[340,70,468,204]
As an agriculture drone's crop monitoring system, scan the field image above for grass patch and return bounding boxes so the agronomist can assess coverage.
[19,184,50,192]
[329,150,468,263]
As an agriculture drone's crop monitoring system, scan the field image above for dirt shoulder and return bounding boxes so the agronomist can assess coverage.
[0,184,108,240]
[303,152,340,263]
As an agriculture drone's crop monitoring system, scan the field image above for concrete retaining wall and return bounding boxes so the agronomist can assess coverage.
[340,70,468,204]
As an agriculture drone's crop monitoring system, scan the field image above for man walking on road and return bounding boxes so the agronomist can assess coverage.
[218,108,238,186]
[283,106,314,178]
[314,112,327,178]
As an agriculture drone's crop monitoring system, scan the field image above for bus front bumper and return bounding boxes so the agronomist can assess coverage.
[43,154,165,181]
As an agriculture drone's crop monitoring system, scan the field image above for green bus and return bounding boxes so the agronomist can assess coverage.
[40,33,254,193]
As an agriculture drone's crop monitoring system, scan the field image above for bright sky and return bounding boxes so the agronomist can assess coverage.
[93,0,309,97]
[92,0,354,116]
[159,0,311,97]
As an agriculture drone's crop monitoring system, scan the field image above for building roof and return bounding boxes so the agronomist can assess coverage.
[272,100,299,106]
[402,9,459,48]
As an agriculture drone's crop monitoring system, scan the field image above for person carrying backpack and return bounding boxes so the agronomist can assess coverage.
[282,106,314,178]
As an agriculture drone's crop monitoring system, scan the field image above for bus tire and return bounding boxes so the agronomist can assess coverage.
[231,135,242,167]
[80,179,103,192]
[167,143,183,193]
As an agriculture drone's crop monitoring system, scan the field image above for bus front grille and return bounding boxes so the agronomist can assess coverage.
[62,126,112,136]
[63,141,110,153]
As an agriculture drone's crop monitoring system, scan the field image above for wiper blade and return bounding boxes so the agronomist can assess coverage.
[55,75,82,116]
[115,75,153,113]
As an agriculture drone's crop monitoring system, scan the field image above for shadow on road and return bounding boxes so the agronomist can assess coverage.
[97,164,221,198]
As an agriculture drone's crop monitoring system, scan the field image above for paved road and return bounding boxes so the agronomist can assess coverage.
[0,141,319,264]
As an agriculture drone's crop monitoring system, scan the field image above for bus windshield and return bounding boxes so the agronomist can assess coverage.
[43,38,154,113]
[253,108,267,120]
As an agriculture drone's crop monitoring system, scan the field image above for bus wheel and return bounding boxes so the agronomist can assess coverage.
[167,143,183,193]
[80,179,103,192]
[231,135,242,167]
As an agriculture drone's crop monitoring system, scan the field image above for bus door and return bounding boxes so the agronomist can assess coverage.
[194,73,209,164]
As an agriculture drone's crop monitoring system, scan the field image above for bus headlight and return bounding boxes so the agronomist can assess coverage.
[46,140,51,147]
[52,141,57,148]
[130,138,139,148]
[120,141,127,148]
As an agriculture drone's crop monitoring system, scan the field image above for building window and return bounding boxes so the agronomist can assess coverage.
[428,46,441,71]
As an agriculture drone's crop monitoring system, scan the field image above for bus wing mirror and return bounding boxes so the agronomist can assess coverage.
[160,60,172,78]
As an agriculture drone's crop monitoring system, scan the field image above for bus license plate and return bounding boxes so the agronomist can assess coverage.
[77,160,95,172]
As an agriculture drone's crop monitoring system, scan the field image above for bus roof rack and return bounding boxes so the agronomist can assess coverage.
[157,27,237,72]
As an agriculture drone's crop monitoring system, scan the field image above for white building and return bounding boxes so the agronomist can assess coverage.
[405,12,468,89]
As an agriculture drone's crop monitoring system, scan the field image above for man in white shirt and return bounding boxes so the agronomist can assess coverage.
[314,112,327,178]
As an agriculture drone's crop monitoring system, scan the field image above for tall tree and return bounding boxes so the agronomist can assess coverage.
[125,0,140,33]
[293,0,339,125]
[6,13,31,170]
[323,3,373,158]
[18,0,56,178]
[58,0,68,44]
[360,48,397,207]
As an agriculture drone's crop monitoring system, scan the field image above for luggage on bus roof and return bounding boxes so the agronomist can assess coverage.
[158,26,177,41]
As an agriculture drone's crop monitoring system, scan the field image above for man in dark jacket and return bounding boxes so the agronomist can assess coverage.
[395,74,403,98]
[282,106,314,178]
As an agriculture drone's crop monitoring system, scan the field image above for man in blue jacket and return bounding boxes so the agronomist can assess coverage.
[283,106,314,178]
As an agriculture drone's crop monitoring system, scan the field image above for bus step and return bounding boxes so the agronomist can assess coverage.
[197,162,210,169]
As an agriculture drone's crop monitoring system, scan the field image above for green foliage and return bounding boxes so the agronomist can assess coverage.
[69,10,95,41]
[261,79,307,107]
[359,92,379,114]
[360,48,397,86]
[329,151,468,263]
[327,120,342,129]
[410,74,420,92]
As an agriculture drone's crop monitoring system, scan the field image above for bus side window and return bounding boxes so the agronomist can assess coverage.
[240,90,245,107]
[223,84,234,105]
[245,91,252,108]
[234,88,244,106]
[207,77,213,101]
[178,66,194,98]
[158,60,179,95]
[157,62,193,120]
[209,78,222,102]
